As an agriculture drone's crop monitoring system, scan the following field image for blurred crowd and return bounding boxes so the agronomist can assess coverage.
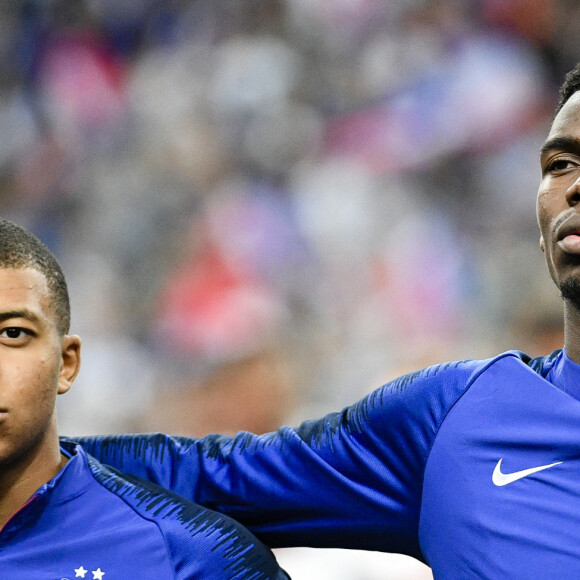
[0,0,569,434]
[2,0,577,577]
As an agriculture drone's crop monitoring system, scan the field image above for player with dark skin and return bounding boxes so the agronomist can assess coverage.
[539,87,580,362]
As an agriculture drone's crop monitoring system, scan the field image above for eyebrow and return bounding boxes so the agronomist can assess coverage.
[0,310,41,324]
[540,136,580,158]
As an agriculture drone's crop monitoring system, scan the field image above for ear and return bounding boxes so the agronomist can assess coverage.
[58,335,81,395]
[540,236,545,253]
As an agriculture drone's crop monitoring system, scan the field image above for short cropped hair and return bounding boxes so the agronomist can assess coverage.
[0,218,70,335]
[556,63,580,115]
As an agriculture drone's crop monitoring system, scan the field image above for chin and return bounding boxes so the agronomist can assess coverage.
[560,277,580,310]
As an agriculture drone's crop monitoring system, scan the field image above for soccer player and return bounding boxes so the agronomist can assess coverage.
[76,63,580,579]
[0,219,288,579]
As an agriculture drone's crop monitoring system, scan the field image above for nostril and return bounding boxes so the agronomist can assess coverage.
[567,185,580,205]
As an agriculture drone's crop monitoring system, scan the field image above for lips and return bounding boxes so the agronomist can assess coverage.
[557,216,580,254]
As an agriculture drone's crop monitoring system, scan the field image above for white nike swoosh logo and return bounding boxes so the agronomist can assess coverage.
[492,458,563,487]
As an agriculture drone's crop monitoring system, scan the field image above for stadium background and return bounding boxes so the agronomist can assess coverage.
[1,1,575,577]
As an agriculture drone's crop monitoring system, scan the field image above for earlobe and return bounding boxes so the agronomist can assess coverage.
[540,236,545,252]
[58,335,81,395]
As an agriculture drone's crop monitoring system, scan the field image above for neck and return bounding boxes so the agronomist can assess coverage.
[563,300,580,364]
[0,431,66,529]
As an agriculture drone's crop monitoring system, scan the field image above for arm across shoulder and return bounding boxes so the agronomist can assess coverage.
[69,355,489,558]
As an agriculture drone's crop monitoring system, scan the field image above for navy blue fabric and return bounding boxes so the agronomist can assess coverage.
[0,442,287,579]
[76,349,580,578]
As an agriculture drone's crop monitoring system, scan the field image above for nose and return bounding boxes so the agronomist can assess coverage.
[567,176,580,206]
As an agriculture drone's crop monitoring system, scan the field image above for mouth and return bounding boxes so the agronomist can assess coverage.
[557,216,580,254]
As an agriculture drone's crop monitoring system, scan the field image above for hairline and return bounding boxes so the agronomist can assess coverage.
[0,218,71,336]
[0,264,70,336]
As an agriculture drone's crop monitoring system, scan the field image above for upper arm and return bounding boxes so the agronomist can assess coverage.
[71,359,480,555]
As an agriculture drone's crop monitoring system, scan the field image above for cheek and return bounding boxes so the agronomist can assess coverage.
[18,356,60,406]
[537,204,550,243]
[537,186,559,240]
[36,356,61,395]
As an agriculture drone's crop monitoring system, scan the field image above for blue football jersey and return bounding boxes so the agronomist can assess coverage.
[75,349,580,578]
[0,442,288,579]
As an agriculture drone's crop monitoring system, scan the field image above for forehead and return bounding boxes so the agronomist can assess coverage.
[548,92,580,140]
[0,267,51,310]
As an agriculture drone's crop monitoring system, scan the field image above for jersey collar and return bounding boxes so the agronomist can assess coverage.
[546,348,580,402]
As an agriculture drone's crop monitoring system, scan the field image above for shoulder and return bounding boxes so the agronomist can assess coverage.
[291,351,547,472]
[300,352,517,442]
[519,348,562,376]
[372,349,550,412]
[85,454,288,580]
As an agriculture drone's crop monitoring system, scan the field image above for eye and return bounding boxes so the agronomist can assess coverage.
[0,327,33,341]
[546,158,577,173]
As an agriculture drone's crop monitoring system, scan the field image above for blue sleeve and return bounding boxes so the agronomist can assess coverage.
[71,359,487,558]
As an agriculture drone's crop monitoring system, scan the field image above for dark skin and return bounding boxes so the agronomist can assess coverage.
[538,90,580,363]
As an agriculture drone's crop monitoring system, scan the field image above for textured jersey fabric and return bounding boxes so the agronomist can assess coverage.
[75,349,580,578]
[0,442,288,579]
